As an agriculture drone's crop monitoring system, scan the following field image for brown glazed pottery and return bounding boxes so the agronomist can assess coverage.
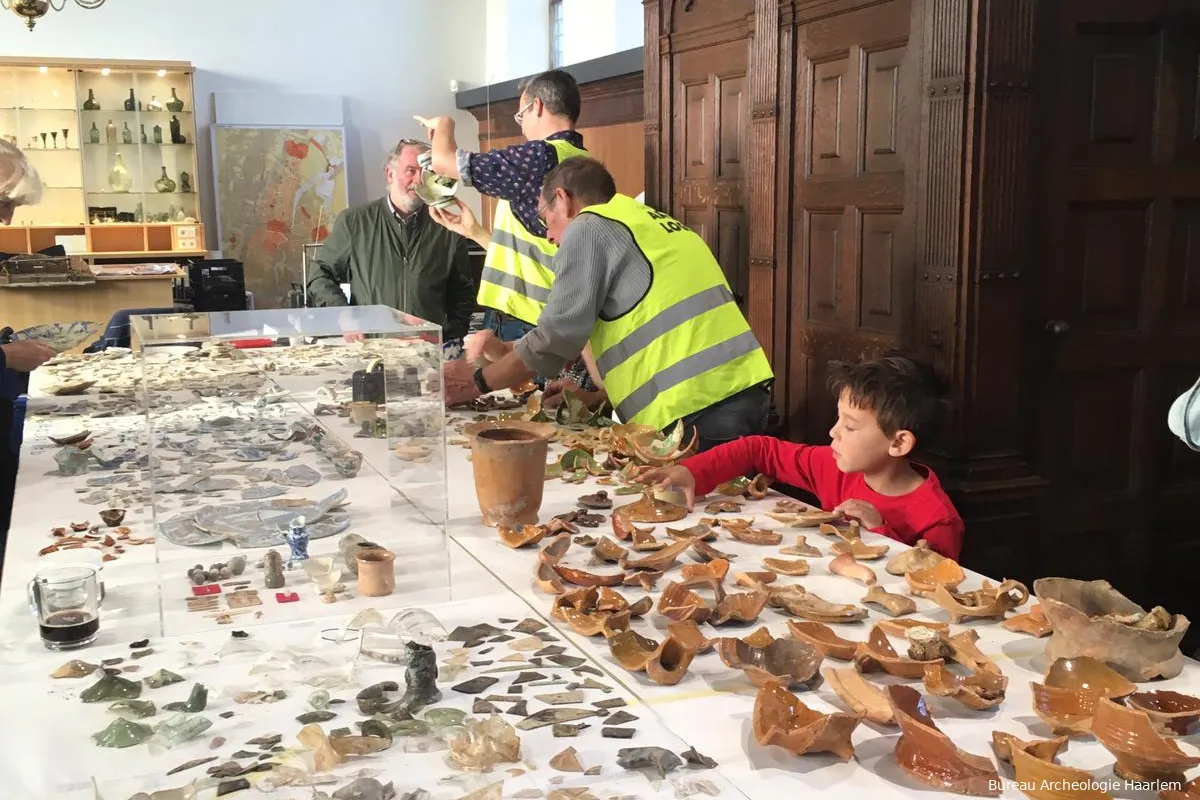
[355,547,396,597]
[887,684,1000,796]
[98,508,126,527]
[824,667,894,725]
[465,422,555,527]
[1034,577,1190,681]
[995,735,1113,800]
[1125,691,1200,736]
[1091,697,1200,784]
[714,636,824,690]
[885,539,945,576]
[752,679,862,760]
[1043,656,1136,699]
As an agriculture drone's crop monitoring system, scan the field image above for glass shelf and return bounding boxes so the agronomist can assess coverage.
[22,148,81,152]
[82,142,192,147]
[0,107,77,112]
[79,109,192,115]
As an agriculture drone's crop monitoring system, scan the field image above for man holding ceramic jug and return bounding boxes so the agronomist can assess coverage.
[416,69,603,402]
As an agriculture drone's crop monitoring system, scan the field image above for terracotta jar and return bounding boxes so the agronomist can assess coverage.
[356,547,395,597]
[466,422,554,527]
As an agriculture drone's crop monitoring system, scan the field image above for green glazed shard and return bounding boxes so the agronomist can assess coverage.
[93,718,153,748]
[164,683,207,713]
[108,699,157,719]
[144,669,185,689]
[81,674,142,703]
[296,710,337,724]
[152,713,213,748]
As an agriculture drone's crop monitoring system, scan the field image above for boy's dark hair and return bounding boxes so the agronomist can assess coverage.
[827,351,949,442]
[519,69,582,124]
[542,157,617,208]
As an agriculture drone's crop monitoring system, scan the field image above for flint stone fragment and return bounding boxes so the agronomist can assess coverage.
[617,747,682,777]
[605,710,639,726]
[603,727,636,739]
[681,746,718,769]
[451,676,499,695]
[296,710,337,724]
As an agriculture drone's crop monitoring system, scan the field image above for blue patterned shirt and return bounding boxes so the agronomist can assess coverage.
[457,130,586,238]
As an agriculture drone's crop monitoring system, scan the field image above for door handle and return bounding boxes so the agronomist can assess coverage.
[1045,320,1070,336]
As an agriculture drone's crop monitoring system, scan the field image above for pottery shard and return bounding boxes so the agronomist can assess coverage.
[752,680,861,761]
[887,684,1000,796]
[1035,578,1189,681]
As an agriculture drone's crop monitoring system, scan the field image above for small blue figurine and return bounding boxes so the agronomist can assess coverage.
[283,515,310,569]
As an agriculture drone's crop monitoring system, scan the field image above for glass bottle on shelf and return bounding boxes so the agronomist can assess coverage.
[139,123,147,144]
[124,88,136,111]
[108,153,132,193]
[62,128,69,148]
[121,122,132,144]
[152,124,163,144]
[154,167,177,193]
[169,115,185,144]
[82,89,99,110]
[105,119,116,143]
[88,122,100,144]
[179,172,192,193]
[166,88,184,112]
[147,95,164,112]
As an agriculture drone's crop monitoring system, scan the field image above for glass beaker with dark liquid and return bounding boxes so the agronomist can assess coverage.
[28,566,101,650]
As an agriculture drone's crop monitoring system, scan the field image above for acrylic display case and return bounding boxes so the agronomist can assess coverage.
[129,306,450,636]
[0,57,204,257]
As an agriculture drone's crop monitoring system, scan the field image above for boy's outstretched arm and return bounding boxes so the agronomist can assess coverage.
[681,436,821,498]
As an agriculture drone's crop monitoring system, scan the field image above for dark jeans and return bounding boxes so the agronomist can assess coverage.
[482,310,535,343]
[84,306,184,352]
[1,399,14,566]
[680,382,771,453]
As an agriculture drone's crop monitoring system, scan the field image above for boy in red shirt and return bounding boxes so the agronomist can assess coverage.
[638,354,964,560]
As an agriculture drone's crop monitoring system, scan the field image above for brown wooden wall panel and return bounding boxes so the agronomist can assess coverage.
[646,0,1200,648]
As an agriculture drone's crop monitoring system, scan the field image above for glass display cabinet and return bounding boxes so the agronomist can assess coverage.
[129,306,450,637]
[0,57,204,257]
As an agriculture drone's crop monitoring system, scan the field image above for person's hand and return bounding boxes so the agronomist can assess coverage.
[413,115,453,137]
[542,378,581,409]
[635,465,697,510]
[463,330,501,365]
[1,339,56,372]
[443,358,482,407]
[833,499,884,531]
[343,332,366,343]
[429,199,484,240]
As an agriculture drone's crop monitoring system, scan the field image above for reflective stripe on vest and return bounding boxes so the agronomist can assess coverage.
[476,137,589,325]
[584,194,774,430]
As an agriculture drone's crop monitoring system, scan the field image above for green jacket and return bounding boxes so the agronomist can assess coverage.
[306,198,476,340]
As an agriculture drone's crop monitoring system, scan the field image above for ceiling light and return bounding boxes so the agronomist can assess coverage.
[156,69,166,78]
[38,65,47,73]
[100,67,110,77]
[1,0,108,31]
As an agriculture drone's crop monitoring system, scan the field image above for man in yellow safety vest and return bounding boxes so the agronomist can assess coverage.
[442,157,774,451]
[416,69,588,338]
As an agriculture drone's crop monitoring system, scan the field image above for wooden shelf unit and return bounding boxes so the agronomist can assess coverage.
[0,57,203,257]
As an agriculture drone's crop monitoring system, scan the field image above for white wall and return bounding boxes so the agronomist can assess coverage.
[1,0,488,247]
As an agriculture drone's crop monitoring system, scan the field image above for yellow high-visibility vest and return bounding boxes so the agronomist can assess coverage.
[583,194,774,430]
[476,137,589,325]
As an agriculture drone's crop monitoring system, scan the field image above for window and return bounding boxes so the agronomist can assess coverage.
[549,0,564,68]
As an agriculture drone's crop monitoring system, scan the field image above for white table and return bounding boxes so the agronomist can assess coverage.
[5,386,1199,800]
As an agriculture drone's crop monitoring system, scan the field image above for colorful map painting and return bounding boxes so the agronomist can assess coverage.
[213,126,348,310]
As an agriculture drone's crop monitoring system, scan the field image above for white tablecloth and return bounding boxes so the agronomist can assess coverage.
[5,388,1199,800]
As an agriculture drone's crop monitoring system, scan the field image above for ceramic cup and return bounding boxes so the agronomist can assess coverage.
[356,547,396,597]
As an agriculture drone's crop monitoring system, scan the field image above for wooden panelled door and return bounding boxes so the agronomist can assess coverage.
[1034,0,1200,607]
[671,38,751,308]
[786,0,918,441]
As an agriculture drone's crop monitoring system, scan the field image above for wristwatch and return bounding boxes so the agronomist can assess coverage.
[472,367,490,395]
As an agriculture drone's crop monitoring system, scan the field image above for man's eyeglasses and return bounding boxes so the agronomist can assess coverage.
[513,100,535,125]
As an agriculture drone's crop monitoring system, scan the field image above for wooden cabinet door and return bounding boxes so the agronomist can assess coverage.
[670,39,751,308]
[1033,0,1200,606]
[786,0,919,441]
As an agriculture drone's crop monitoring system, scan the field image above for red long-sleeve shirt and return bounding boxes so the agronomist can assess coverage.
[683,436,963,560]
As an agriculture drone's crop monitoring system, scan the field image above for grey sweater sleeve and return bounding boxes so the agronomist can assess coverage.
[514,213,651,378]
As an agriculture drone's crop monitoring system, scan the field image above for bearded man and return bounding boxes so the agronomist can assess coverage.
[306,138,476,342]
